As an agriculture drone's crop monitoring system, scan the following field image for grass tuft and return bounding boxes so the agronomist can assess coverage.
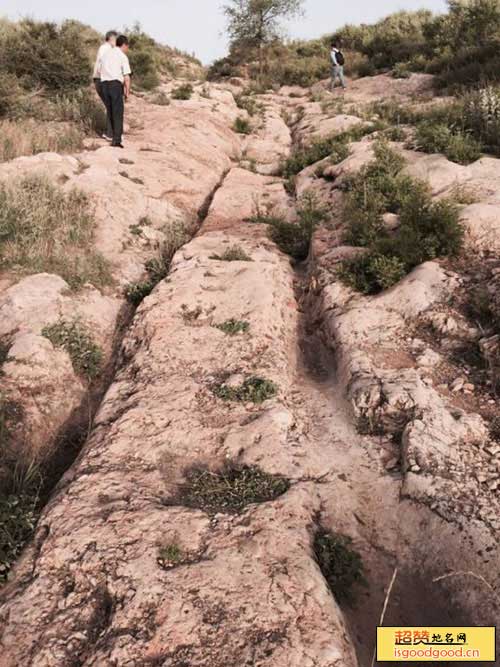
[209,245,252,262]
[214,376,277,404]
[233,116,252,134]
[214,319,250,336]
[177,463,289,514]
[0,174,111,289]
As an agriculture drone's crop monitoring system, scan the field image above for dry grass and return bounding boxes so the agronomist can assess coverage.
[0,174,112,289]
[0,119,84,162]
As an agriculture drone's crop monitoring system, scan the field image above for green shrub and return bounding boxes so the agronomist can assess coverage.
[1,19,92,92]
[0,175,111,289]
[392,62,411,79]
[413,123,481,164]
[234,94,261,116]
[214,376,277,403]
[314,529,367,604]
[340,143,464,293]
[233,116,252,134]
[172,83,194,100]
[210,245,252,262]
[463,86,500,154]
[42,318,103,380]
[0,73,24,117]
[177,463,289,514]
[214,319,250,335]
[340,252,406,293]
[282,125,375,178]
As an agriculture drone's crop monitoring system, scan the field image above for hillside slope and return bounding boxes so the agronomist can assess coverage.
[0,70,499,665]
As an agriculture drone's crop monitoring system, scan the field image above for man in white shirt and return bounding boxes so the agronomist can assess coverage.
[93,30,117,140]
[331,42,347,91]
[100,35,132,148]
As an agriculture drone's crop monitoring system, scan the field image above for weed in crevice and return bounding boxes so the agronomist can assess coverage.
[314,529,367,605]
[0,339,11,371]
[209,245,252,262]
[176,463,289,515]
[249,192,328,261]
[214,319,250,336]
[42,318,102,380]
[0,450,41,584]
[125,221,187,306]
[214,376,277,404]
[233,116,252,135]
[129,215,152,237]
[119,171,145,186]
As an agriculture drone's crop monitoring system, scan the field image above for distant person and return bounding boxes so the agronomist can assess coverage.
[330,42,346,91]
[93,30,118,140]
[99,35,132,149]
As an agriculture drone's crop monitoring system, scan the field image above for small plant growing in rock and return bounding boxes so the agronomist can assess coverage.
[177,463,289,514]
[214,376,277,403]
[129,215,152,237]
[42,318,103,380]
[181,304,203,322]
[233,116,252,135]
[209,245,252,262]
[314,529,367,604]
[214,319,250,336]
[157,542,184,569]
[172,83,194,100]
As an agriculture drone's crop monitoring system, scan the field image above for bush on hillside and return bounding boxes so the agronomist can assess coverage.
[413,123,482,164]
[0,19,92,92]
[340,142,464,293]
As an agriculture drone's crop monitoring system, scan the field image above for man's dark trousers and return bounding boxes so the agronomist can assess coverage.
[93,79,113,137]
[101,80,124,146]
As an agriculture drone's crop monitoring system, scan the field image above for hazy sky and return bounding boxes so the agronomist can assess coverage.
[1,0,447,63]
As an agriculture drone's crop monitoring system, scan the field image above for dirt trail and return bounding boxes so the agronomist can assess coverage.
[0,77,499,666]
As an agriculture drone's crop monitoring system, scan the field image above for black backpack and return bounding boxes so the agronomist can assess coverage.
[336,50,345,66]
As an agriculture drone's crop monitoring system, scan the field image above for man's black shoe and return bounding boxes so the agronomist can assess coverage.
[111,143,124,148]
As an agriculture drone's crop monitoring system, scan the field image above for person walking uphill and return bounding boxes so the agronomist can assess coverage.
[93,30,117,141]
[331,42,346,91]
[100,35,132,148]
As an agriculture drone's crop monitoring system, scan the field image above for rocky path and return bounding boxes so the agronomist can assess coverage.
[0,76,499,666]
